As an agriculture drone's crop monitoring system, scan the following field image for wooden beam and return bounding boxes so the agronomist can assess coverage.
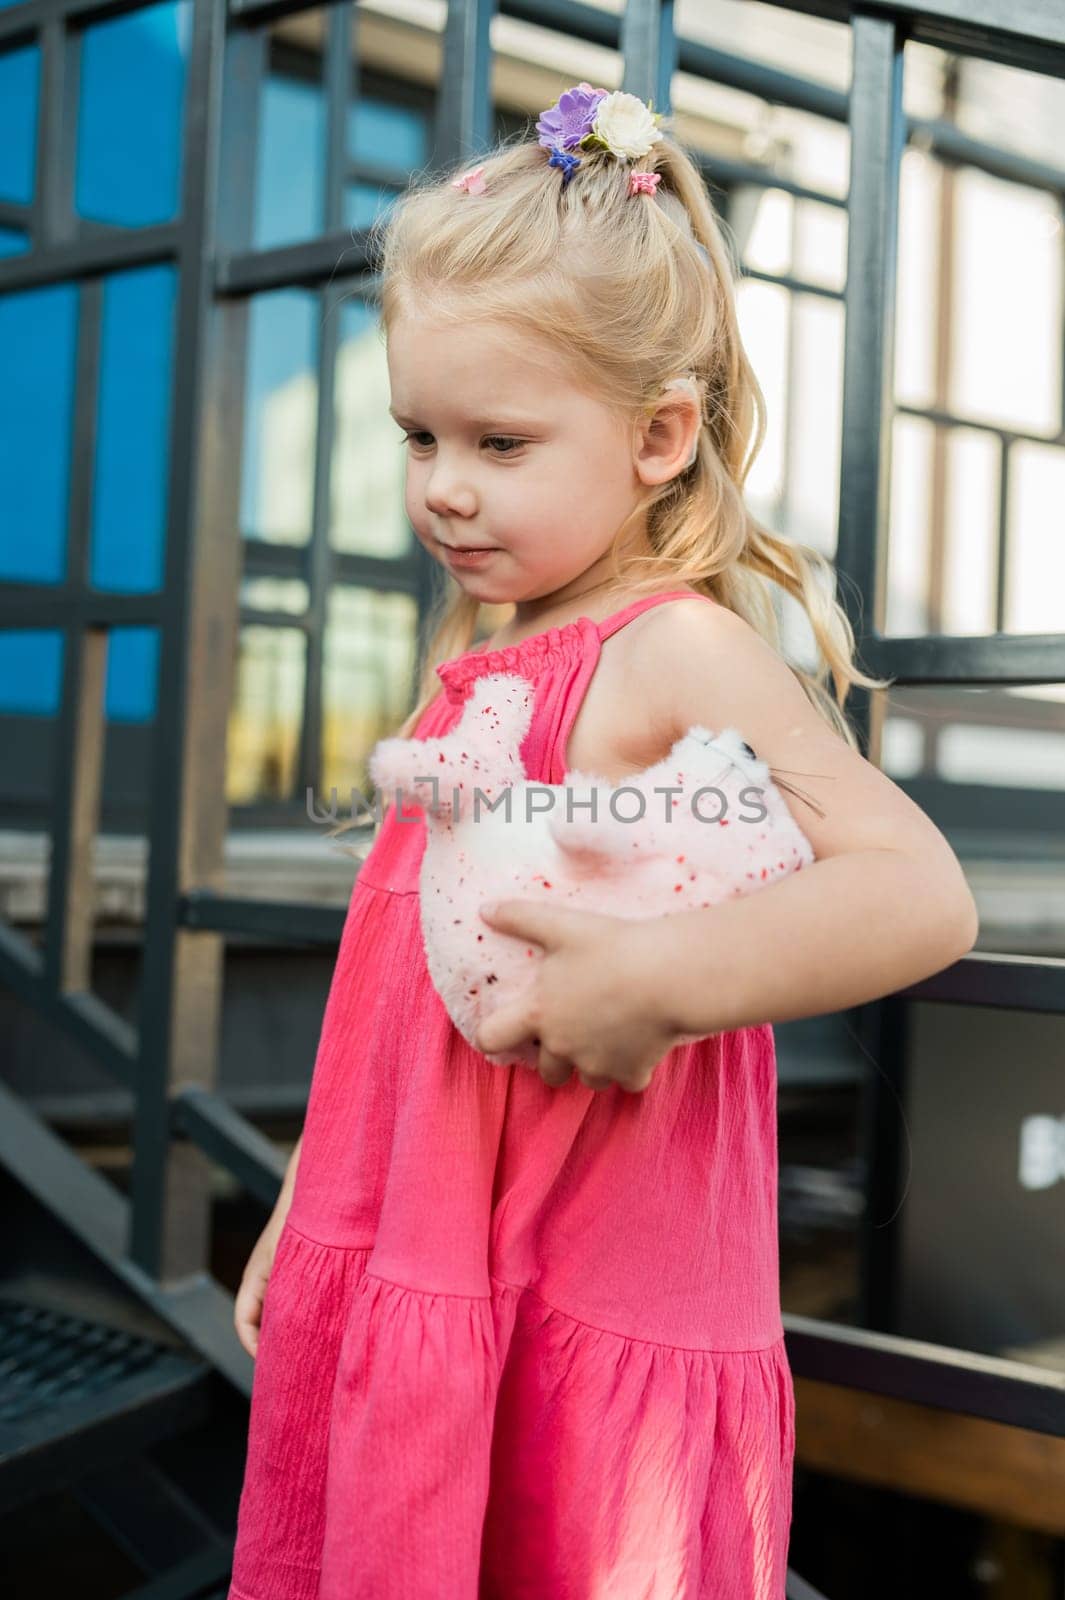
[796,1376,1065,1534]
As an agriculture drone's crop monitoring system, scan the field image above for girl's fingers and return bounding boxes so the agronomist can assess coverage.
[477,999,536,1057]
[234,1278,265,1358]
[538,1045,574,1088]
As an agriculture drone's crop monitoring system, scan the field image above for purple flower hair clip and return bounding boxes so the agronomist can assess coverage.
[536,82,607,154]
[536,81,665,192]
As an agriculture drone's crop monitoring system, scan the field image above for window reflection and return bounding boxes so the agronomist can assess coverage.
[875,681,1065,958]
[0,631,63,715]
[228,627,307,804]
[106,628,159,722]
[241,290,318,546]
[0,284,79,585]
[91,266,177,594]
[322,587,418,800]
[0,44,39,205]
[255,48,325,249]
[75,0,191,227]
[331,297,412,559]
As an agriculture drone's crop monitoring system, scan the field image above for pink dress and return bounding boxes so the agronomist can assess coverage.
[228,589,796,1600]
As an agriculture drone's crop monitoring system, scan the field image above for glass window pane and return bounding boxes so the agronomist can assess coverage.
[241,290,318,546]
[900,1001,1065,1357]
[736,279,788,516]
[1006,442,1065,635]
[941,427,999,635]
[240,576,309,615]
[322,587,418,799]
[956,54,1065,190]
[737,187,792,278]
[331,297,411,558]
[90,265,177,593]
[0,227,29,256]
[793,199,846,294]
[227,626,306,803]
[106,627,159,721]
[949,168,1062,437]
[0,45,39,204]
[76,0,192,227]
[876,681,1065,959]
[0,283,79,583]
[761,106,850,201]
[254,37,324,249]
[343,182,398,232]
[885,415,933,635]
[788,293,843,559]
[348,93,429,169]
[885,415,1065,638]
[895,147,941,412]
[675,0,851,92]
[0,630,63,714]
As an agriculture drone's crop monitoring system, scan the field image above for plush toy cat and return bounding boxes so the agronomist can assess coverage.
[368,672,815,1069]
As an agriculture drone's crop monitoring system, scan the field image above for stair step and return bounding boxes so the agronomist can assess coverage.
[0,1295,212,1516]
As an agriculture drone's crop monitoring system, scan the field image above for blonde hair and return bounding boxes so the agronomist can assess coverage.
[336,113,892,849]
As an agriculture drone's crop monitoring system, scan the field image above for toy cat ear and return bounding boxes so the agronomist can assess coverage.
[368,736,457,819]
[368,669,538,822]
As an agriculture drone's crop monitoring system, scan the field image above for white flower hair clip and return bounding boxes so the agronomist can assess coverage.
[535,82,664,190]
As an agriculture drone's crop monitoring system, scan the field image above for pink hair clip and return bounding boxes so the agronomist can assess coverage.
[628,170,661,197]
[451,165,487,196]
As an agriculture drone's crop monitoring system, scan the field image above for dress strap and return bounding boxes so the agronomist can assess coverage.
[596,587,717,644]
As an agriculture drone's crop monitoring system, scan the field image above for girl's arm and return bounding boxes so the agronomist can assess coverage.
[477,599,978,1087]
[233,1133,303,1359]
[647,844,976,1038]
[637,597,979,1033]
[276,1132,303,1215]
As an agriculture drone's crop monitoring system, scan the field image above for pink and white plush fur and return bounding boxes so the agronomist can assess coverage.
[369,672,815,1070]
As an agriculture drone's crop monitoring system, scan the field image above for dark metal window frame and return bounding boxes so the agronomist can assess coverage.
[1,12,1064,1589]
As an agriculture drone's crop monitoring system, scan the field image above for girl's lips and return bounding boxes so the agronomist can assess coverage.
[440,544,499,567]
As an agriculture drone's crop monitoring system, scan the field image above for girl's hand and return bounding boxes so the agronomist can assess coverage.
[474,900,689,1092]
[234,1208,286,1359]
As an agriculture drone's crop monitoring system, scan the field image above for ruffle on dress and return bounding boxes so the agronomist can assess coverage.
[231,1220,796,1600]
[434,621,592,703]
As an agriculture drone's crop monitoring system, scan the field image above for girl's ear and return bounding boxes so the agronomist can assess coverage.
[633,382,701,486]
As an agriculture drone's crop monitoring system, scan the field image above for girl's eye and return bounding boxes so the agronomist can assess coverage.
[398,431,524,456]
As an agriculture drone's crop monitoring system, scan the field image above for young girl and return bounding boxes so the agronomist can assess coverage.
[228,85,978,1600]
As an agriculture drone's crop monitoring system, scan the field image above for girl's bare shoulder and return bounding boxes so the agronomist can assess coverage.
[563,593,732,783]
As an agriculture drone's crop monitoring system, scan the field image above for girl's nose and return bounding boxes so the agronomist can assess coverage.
[424,462,477,520]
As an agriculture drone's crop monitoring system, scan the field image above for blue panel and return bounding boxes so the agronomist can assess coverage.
[75,0,191,226]
[241,290,318,542]
[254,75,324,249]
[348,97,429,169]
[0,227,28,256]
[90,265,176,593]
[0,283,78,582]
[0,631,63,715]
[106,626,159,721]
[344,183,398,232]
[0,45,39,204]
